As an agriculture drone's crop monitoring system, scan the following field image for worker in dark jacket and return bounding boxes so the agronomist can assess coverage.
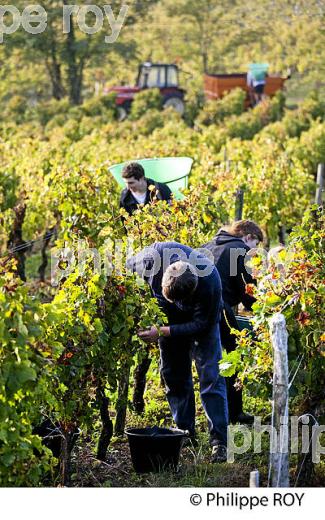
[202,220,263,425]
[127,242,229,462]
[120,162,171,414]
[120,162,172,216]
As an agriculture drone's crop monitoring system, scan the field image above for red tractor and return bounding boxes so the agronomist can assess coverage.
[108,62,186,120]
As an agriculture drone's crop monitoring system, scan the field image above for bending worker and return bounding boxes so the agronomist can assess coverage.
[127,241,229,463]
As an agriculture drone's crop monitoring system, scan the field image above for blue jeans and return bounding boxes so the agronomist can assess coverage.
[159,324,229,445]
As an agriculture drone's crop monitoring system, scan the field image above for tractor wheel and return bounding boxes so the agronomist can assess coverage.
[117,105,128,121]
[163,96,185,115]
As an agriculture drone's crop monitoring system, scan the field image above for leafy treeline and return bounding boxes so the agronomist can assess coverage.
[0,0,325,108]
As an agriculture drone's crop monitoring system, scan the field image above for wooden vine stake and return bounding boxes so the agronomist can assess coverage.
[315,163,324,206]
[269,313,290,487]
[235,188,244,221]
[249,470,260,487]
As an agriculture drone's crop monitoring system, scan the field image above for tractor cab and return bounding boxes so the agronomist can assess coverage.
[137,63,180,89]
[109,62,186,120]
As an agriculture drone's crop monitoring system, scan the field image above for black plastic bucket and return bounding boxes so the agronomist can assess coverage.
[125,426,186,473]
[236,315,253,332]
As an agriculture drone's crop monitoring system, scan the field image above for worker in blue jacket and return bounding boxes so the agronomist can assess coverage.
[127,241,229,463]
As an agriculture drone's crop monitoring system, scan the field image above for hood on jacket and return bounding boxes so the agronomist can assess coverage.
[213,230,247,248]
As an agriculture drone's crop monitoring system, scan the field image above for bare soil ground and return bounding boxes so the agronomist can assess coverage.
[69,436,268,488]
[67,432,325,488]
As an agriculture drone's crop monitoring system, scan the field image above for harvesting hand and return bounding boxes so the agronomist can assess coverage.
[138,326,159,343]
[138,326,170,343]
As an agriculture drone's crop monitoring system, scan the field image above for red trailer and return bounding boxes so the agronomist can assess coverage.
[204,73,288,106]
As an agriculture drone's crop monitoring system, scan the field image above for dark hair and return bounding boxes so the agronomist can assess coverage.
[226,220,263,243]
[162,261,198,303]
[122,162,145,180]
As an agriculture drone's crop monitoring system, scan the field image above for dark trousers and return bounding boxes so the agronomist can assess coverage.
[159,324,228,445]
[219,306,243,422]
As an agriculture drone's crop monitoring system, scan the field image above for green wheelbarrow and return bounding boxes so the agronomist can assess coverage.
[108,157,193,200]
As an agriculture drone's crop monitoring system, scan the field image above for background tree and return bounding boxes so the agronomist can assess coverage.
[7,0,151,104]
